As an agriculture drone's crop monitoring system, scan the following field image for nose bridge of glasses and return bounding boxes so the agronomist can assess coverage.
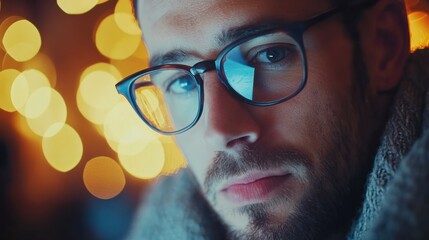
[190,60,216,76]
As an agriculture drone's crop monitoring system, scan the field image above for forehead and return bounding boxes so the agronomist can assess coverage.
[137,0,330,60]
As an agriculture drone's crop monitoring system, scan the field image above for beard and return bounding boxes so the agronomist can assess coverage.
[200,53,376,240]
[203,121,372,240]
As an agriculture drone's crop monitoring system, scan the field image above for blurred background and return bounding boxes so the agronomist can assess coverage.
[0,0,428,239]
[0,0,187,239]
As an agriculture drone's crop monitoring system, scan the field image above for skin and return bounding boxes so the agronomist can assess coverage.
[136,0,410,239]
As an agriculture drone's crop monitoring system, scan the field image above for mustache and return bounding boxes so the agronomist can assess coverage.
[204,147,312,196]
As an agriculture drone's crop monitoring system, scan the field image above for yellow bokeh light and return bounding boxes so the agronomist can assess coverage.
[11,69,50,117]
[118,126,159,156]
[114,13,141,36]
[83,156,126,199]
[159,137,187,175]
[115,0,134,15]
[115,0,141,35]
[408,11,429,51]
[0,16,24,52]
[42,123,83,172]
[77,90,108,125]
[77,64,122,125]
[95,14,141,60]
[23,53,57,87]
[2,19,41,62]
[80,62,122,82]
[103,100,159,152]
[57,0,98,15]
[93,124,105,136]
[0,69,20,112]
[26,88,67,137]
[1,53,57,87]
[110,41,149,77]
[79,70,120,109]
[24,87,52,119]
[119,137,165,179]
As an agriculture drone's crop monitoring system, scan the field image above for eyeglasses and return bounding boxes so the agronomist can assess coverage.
[116,0,377,135]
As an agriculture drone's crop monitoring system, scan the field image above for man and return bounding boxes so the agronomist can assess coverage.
[117,0,429,239]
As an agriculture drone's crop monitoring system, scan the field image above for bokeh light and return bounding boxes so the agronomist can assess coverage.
[23,53,57,87]
[95,14,141,60]
[0,68,20,112]
[10,69,51,117]
[103,100,158,152]
[110,41,149,77]
[80,62,122,82]
[77,63,122,125]
[114,0,141,35]
[118,136,165,179]
[26,88,67,137]
[57,0,98,15]
[408,11,429,51]
[24,86,52,119]
[1,53,56,84]
[80,71,120,110]
[159,137,187,175]
[77,91,108,126]
[2,19,41,62]
[0,16,24,51]
[42,123,83,172]
[83,156,126,199]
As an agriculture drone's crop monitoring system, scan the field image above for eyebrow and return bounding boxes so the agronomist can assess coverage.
[150,50,188,67]
[149,21,280,67]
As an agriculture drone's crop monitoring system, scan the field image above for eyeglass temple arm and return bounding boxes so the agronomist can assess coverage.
[303,0,379,30]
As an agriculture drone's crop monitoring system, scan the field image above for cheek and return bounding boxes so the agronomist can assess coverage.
[175,131,213,185]
[263,90,340,155]
[259,46,355,163]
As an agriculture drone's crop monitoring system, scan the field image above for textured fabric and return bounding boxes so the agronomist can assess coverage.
[127,169,227,240]
[127,48,429,240]
[348,48,429,239]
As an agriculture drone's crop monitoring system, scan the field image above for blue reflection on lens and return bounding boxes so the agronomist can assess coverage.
[223,49,255,100]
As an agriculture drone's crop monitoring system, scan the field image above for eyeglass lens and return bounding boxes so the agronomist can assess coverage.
[132,29,304,133]
[133,69,201,133]
[222,30,304,103]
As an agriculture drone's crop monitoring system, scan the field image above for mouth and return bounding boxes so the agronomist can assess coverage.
[220,171,292,206]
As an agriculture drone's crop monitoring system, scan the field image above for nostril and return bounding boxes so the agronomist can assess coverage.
[226,135,256,148]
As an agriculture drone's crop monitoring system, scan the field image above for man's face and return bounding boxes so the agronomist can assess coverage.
[138,0,377,239]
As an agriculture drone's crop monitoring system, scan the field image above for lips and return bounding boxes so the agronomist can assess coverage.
[220,172,292,205]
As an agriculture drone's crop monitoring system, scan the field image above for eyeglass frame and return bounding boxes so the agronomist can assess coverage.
[116,0,378,135]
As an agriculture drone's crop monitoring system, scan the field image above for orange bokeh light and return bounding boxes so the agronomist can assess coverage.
[83,156,126,199]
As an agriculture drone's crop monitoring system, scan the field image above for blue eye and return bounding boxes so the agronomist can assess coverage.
[167,75,197,94]
[259,47,286,63]
[248,44,297,69]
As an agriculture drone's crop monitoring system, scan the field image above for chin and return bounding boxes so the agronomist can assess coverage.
[219,191,302,240]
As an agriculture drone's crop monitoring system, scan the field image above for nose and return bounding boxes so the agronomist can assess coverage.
[201,72,261,151]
